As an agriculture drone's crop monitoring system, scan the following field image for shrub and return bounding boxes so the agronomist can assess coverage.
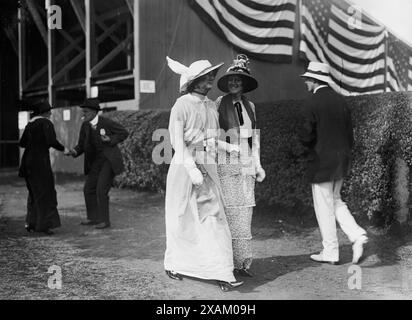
[107,110,170,193]
[106,92,412,227]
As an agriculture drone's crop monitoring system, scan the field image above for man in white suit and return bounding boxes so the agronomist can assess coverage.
[300,62,368,265]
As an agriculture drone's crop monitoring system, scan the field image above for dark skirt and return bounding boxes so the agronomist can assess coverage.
[18,118,64,232]
[23,158,61,232]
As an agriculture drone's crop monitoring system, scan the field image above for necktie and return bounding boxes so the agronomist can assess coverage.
[234,102,244,126]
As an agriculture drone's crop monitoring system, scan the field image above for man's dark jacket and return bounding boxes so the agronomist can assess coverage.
[300,87,354,184]
[73,116,128,175]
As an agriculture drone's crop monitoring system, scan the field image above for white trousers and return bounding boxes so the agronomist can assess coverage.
[311,179,366,261]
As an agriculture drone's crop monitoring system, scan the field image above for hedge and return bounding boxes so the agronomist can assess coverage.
[108,110,170,192]
[107,92,412,227]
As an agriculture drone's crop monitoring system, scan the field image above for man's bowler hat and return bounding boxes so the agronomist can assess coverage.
[80,98,101,111]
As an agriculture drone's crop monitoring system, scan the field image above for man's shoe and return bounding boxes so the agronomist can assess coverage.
[352,235,368,264]
[310,253,339,265]
[95,222,111,229]
[80,220,99,226]
[25,224,34,232]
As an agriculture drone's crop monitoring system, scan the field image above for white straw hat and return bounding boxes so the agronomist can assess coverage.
[301,61,333,84]
[166,56,224,93]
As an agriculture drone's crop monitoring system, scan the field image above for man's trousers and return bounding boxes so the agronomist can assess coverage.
[84,157,115,224]
[311,179,366,261]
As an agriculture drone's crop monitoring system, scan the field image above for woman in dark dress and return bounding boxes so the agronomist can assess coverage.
[18,101,67,235]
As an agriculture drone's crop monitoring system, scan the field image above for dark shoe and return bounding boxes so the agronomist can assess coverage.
[43,229,54,235]
[80,220,99,226]
[217,280,244,292]
[235,268,254,277]
[95,222,111,229]
[165,270,183,280]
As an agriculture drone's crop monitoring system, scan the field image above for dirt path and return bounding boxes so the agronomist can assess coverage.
[0,173,411,300]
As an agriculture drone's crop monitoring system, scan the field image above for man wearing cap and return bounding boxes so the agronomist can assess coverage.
[66,98,128,229]
[300,62,368,265]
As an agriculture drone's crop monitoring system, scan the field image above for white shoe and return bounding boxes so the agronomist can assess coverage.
[352,235,368,264]
[310,253,339,265]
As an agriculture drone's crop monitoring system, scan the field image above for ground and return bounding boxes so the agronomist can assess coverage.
[0,171,411,300]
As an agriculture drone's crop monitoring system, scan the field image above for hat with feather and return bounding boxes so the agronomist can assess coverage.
[166,56,224,93]
[217,54,258,93]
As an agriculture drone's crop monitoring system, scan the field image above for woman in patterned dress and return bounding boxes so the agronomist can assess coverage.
[216,55,266,277]
[164,57,243,291]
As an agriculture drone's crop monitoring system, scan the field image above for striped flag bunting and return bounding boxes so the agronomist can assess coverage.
[300,0,387,95]
[387,33,412,92]
[189,0,297,62]
[189,0,412,94]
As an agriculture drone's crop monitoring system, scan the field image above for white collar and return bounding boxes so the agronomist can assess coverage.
[314,85,328,94]
[232,96,243,104]
[90,114,99,126]
[29,116,47,123]
[191,92,209,102]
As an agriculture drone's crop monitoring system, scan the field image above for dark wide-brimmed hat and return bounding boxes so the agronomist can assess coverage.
[217,54,258,93]
[31,100,52,116]
[80,98,101,111]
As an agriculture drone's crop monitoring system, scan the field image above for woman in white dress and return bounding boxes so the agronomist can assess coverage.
[164,57,243,291]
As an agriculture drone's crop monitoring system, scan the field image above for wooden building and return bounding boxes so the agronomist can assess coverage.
[9,0,309,173]
[0,11,19,169]
[16,0,308,112]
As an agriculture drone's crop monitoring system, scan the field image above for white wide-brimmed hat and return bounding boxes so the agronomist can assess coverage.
[166,56,224,93]
[301,61,333,84]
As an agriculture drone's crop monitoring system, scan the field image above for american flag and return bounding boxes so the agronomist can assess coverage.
[387,33,412,92]
[300,0,387,95]
[189,0,297,62]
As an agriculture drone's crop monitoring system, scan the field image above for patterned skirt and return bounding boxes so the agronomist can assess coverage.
[218,149,256,270]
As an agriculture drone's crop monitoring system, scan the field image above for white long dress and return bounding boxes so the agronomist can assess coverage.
[164,93,235,282]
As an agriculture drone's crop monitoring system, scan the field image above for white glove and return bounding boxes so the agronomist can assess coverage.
[205,138,216,153]
[228,144,240,153]
[256,167,266,182]
[188,168,204,186]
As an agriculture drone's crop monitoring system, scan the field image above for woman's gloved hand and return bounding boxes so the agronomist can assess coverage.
[188,168,204,186]
[228,143,240,153]
[256,167,266,182]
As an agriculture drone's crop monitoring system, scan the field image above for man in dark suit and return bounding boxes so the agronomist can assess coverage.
[66,98,128,229]
[300,62,368,264]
